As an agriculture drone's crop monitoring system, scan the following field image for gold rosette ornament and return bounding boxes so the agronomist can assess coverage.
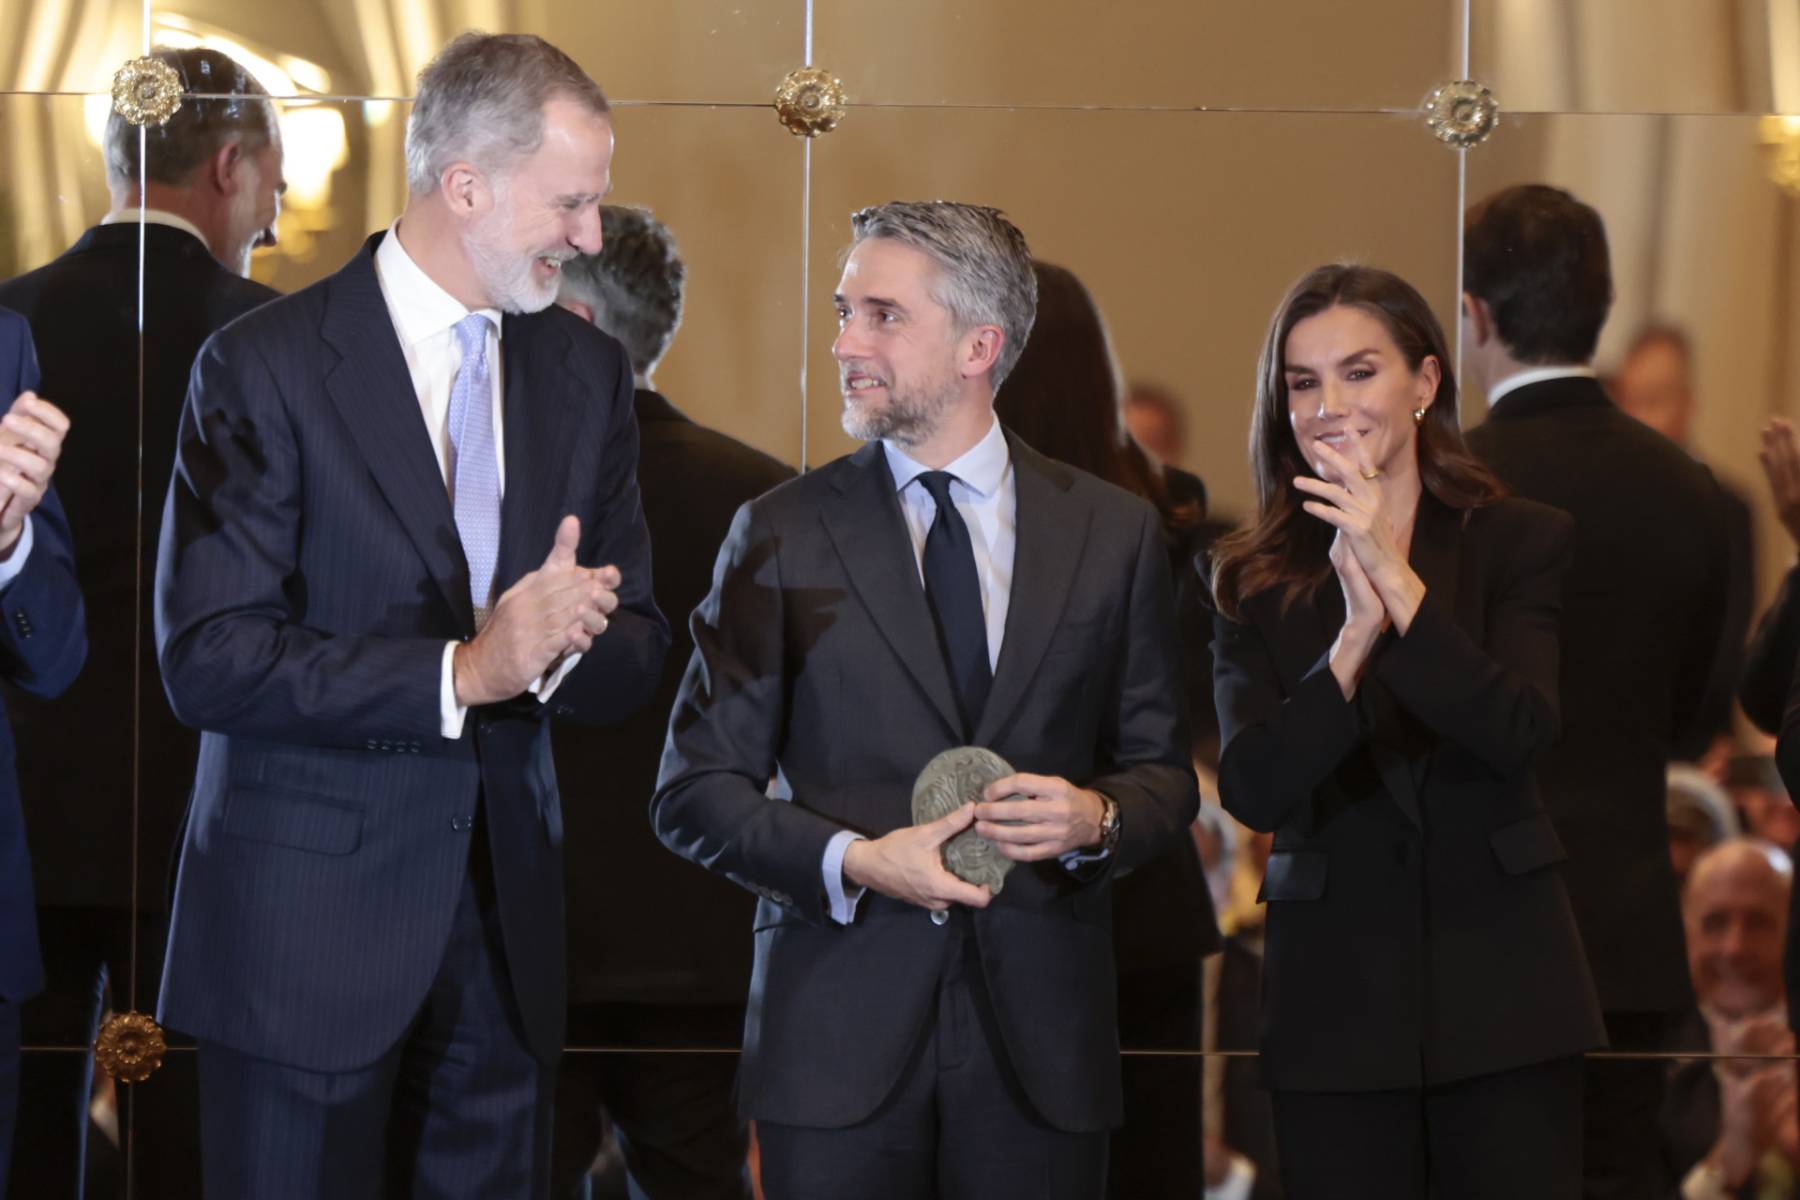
[111,55,183,127]
[1423,80,1499,149]
[774,67,846,138]
[1760,115,1800,198]
[95,1011,167,1083]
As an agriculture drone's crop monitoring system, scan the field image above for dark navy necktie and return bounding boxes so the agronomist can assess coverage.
[916,471,992,738]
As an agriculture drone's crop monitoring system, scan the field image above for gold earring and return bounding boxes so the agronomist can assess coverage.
[1413,406,1426,425]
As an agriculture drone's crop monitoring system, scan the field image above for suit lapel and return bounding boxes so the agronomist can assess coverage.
[972,435,1089,746]
[320,233,473,632]
[821,443,964,740]
[497,312,579,588]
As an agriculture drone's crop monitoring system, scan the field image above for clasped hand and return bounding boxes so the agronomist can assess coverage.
[0,392,71,558]
[841,773,1106,913]
[452,514,619,706]
[1292,437,1425,696]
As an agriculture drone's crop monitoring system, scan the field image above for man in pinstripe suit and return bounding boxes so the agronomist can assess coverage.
[153,34,667,1198]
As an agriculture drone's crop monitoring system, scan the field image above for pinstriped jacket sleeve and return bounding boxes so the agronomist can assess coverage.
[155,330,445,748]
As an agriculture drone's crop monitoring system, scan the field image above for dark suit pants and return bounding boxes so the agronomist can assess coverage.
[196,863,551,1199]
[1271,1055,1584,1200]
[552,1003,750,1199]
[1583,1012,1678,1200]
[756,914,1107,1200]
[1,995,18,1200]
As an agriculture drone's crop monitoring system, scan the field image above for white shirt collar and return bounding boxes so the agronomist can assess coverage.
[100,207,210,253]
[1486,364,1597,408]
[883,416,1010,499]
[374,221,503,350]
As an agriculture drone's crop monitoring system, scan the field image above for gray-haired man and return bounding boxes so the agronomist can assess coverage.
[153,33,667,1197]
[654,202,1197,1197]
[550,207,791,1199]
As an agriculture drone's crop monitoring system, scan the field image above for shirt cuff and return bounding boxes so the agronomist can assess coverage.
[1681,1160,1731,1200]
[0,516,34,592]
[530,651,581,703]
[822,829,867,925]
[1205,1154,1256,1200]
[439,642,468,740]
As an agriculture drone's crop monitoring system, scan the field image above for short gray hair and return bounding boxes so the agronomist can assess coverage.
[105,46,276,187]
[559,206,686,375]
[405,32,609,195]
[848,201,1037,388]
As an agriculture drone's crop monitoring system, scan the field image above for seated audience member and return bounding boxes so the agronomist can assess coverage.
[1668,765,1742,887]
[1660,840,1800,1198]
[1730,757,1799,852]
[550,205,793,1200]
[1124,380,1187,468]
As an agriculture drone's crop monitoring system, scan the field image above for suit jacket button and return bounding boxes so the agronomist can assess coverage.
[931,910,950,926]
[450,816,473,832]
[365,739,378,750]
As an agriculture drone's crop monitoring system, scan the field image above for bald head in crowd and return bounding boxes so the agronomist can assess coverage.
[1684,839,1792,1019]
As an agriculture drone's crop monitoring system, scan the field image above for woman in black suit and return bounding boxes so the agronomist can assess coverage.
[1208,264,1603,1199]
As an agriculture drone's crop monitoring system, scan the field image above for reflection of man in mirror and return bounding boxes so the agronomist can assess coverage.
[153,32,669,1197]
[1659,839,1800,1196]
[1463,183,1738,1200]
[0,43,284,1196]
[655,200,1198,1198]
[549,205,791,1200]
[0,310,86,1198]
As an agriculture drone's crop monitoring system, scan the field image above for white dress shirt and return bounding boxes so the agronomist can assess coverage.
[1485,364,1597,408]
[0,518,33,589]
[821,418,1029,924]
[100,207,212,252]
[371,221,576,738]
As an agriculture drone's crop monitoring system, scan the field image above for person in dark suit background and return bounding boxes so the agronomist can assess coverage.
[153,34,668,1197]
[1461,184,1735,1200]
[0,312,86,1199]
[1610,323,1752,753]
[1210,264,1603,1198]
[0,45,282,1196]
[549,206,792,1199]
[994,258,1220,1199]
[654,201,1199,1198]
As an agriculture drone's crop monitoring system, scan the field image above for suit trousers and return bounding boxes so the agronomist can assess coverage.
[755,911,1108,1200]
[1270,1055,1584,1200]
[552,1002,751,1200]
[196,841,551,1200]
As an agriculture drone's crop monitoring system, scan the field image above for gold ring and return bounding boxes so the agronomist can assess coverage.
[1359,468,1382,481]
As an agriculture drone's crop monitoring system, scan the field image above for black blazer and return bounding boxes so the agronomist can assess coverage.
[0,310,87,1001]
[653,431,1199,1132]
[557,389,794,1008]
[1212,495,1603,1091]
[154,233,669,1072]
[1467,376,1733,1014]
[0,223,278,911]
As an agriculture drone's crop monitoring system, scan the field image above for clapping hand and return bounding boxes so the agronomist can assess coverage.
[1759,418,1800,549]
[0,392,70,558]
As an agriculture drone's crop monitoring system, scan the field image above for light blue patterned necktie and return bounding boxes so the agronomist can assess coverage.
[447,312,500,624]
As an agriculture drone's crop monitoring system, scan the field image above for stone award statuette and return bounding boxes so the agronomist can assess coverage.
[912,746,1019,895]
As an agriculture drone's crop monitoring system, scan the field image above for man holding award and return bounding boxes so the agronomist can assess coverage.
[653,201,1198,1198]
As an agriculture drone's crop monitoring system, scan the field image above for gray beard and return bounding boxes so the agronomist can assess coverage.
[840,376,958,447]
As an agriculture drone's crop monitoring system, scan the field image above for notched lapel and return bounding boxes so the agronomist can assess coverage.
[320,236,473,632]
[497,313,579,588]
[820,445,964,739]
[972,438,1088,746]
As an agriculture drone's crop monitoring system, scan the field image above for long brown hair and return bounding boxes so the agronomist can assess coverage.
[1210,264,1505,621]
[996,261,1197,538]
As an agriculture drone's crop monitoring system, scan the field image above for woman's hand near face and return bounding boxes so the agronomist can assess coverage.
[1326,530,1384,698]
[1294,435,1428,633]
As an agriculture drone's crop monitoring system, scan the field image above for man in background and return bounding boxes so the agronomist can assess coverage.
[1463,183,1736,1200]
[551,205,791,1199]
[0,44,282,1195]
[1658,840,1800,1197]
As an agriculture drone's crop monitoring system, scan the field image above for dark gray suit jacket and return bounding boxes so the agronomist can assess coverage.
[154,233,669,1072]
[653,430,1198,1132]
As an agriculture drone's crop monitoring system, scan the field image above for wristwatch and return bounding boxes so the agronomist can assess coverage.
[1095,794,1121,854]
